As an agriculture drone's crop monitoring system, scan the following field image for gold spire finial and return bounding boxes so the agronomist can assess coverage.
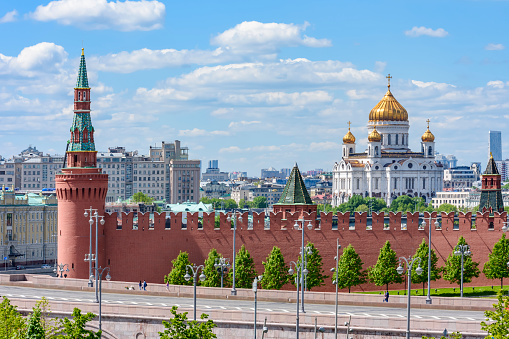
[81,47,84,56]
[426,118,430,129]
[490,152,493,158]
[347,121,351,130]
[386,74,392,88]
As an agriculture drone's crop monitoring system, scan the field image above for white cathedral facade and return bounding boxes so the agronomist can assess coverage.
[332,77,444,207]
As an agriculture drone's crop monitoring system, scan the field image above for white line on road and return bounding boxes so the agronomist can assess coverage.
[430,316,440,319]
[235,307,242,310]
[59,298,68,301]
[447,317,456,320]
[131,302,138,304]
[204,306,211,309]
[379,314,389,318]
[466,317,475,321]
[145,303,152,306]
[219,306,226,310]
[265,309,272,312]
[395,315,405,318]
[414,315,422,319]
[313,311,321,314]
[160,303,167,306]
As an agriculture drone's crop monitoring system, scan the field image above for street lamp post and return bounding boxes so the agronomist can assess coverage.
[421,216,440,304]
[84,207,105,300]
[54,263,70,278]
[289,260,308,339]
[90,266,111,335]
[454,245,471,297]
[397,256,423,339]
[214,257,230,288]
[330,239,342,339]
[294,218,313,313]
[253,275,263,339]
[227,212,242,296]
[184,264,206,321]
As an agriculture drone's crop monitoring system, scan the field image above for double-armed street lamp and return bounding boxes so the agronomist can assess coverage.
[397,256,423,339]
[227,212,242,296]
[421,216,440,304]
[329,238,342,339]
[214,257,230,288]
[294,218,313,313]
[184,264,206,321]
[289,260,308,339]
[252,275,263,339]
[84,207,105,302]
[454,245,471,297]
[54,263,69,278]
[90,266,111,334]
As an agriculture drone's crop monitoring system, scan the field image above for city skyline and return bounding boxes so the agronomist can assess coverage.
[0,0,508,176]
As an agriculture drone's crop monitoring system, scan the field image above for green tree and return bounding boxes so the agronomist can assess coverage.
[222,199,238,210]
[25,304,45,339]
[442,236,480,286]
[354,204,369,212]
[481,291,509,338]
[411,239,441,295]
[238,199,251,209]
[201,249,222,287]
[292,242,328,290]
[165,251,193,286]
[251,196,268,208]
[214,215,220,228]
[436,203,457,213]
[56,308,101,338]
[131,192,154,204]
[228,245,257,288]
[368,241,403,292]
[333,244,366,293]
[0,297,25,338]
[365,198,387,212]
[261,246,288,290]
[483,233,509,289]
[159,306,216,338]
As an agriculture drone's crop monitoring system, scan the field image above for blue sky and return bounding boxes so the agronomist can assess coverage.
[0,0,508,176]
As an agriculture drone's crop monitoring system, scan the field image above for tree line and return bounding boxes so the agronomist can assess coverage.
[165,234,509,293]
[200,197,268,210]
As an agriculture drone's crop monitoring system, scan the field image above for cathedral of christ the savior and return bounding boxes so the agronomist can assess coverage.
[332,75,444,207]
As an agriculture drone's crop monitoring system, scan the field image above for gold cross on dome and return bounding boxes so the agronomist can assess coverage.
[386,74,392,88]
[426,118,430,128]
[347,121,351,130]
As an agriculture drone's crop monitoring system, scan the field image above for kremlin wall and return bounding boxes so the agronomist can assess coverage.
[56,49,509,293]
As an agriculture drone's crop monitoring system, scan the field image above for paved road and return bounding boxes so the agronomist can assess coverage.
[0,285,486,323]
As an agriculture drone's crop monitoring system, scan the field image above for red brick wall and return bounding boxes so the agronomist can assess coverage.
[97,210,509,292]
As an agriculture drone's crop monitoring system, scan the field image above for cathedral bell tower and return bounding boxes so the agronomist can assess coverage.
[342,121,356,158]
[55,49,109,279]
[479,153,504,219]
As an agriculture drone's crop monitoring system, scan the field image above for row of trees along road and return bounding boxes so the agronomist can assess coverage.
[165,234,509,292]
[199,196,268,210]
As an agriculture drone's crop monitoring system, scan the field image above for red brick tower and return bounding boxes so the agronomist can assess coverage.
[55,49,108,278]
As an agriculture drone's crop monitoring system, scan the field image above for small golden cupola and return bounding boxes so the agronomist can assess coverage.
[421,119,435,142]
[343,121,356,144]
[368,126,382,142]
[369,74,408,122]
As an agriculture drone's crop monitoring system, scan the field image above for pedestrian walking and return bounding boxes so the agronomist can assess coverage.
[139,281,142,290]
[143,280,147,291]
[166,282,169,291]
[384,291,389,302]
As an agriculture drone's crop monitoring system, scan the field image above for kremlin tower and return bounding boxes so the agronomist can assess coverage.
[55,49,108,279]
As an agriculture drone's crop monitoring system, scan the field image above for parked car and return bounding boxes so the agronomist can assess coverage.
[41,264,51,269]
[16,265,25,270]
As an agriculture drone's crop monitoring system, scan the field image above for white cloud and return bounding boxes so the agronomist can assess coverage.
[411,80,456,90]
[0,10,18,23]
[228,121,261,128]
[485,43,505,51]
[29,0,165,31]
[487,80,506,89]
[374,61,386,73]
[0,42,68,76]
[221,91,333,106]
[178,128,229,137]
[404,26,448,38]
[211,21,331,54]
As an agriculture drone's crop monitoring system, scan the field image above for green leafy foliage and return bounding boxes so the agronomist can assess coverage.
[261,246,288,290]
[57,308,101,338]
[165,251,193,286]
[411,238,441,294]
[368,241,403,291]
[251,196,268,208]
[354,204,369,212]
[442,236,480,285]
[131,192,154,204]
[480,290,509,338]
[0,296,25,338]
[389,196,427,213]
[317,197,387,213]
[25,305,45,339]
[436,203,458,213]
[291,242,328,290]
[422,332,462,339]
[228,245,257,288]
[333,244,366,293]
[159,306,216,339]
[483,233,509,289]
[200,198,238,210]
[201,249,222,287]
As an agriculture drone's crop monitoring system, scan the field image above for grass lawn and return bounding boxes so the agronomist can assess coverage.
[358,284,508,298]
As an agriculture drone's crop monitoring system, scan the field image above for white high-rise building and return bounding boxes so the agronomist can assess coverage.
[332,77,444,206]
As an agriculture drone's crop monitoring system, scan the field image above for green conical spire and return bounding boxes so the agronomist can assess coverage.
[75,48,89,88]
[276,163,313,205]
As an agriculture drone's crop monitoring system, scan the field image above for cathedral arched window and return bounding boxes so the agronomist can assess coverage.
[402,134,405,145]
[349,147,353,154]
[395,134,399,145]
[375,146,379,156]
[428,146,432,156]
[388,134,391,145]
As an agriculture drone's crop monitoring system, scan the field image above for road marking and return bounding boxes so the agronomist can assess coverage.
[249,308,255,311]
[280,309,290,313]
[34,296,41,299]
[395,314,405,318]
[46,297,54,300]
[346,312,355,316]
[116,301,124,304]
[430,316,440,319]
[414,315,422,319]
[379,314,389,318]
[219,306,226,309]
[174,304,180,307]
[235,307,242,310]
[145,303,152,306]
[131,302,138,305]
[265,309,272,312]
[466,317,475,321]
[313,311,321,314]
[74,299,82,302]
[19,295,25,298]
[447,317,456,320]
[160,303,167,306]
[60,298,68,301]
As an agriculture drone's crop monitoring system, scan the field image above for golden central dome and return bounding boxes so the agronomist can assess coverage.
[369,77,408,122]
[343,122,356,144]
[368,126,381,142]
[421,119,435,142]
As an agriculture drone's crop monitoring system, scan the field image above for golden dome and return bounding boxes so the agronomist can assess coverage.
[421,119,435,142]
[343,121,356,144]
[368,126,381,142]
[369,74,408,122]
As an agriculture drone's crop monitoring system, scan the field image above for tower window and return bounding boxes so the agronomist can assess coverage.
[83,91,86,100]
[395,134,399,145]
[402,134,405,145]
[78,92,81,101]
[428,146,432,156]
[388,134,391,145]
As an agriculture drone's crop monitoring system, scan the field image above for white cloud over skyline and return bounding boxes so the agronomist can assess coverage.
[0,10,17,23]
[404,26,449,38]
[29,0,165,31]
[485,43,505,51]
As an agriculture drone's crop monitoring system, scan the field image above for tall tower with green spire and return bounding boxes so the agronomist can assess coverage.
[479,153,504,218]
[55,49,109,280]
